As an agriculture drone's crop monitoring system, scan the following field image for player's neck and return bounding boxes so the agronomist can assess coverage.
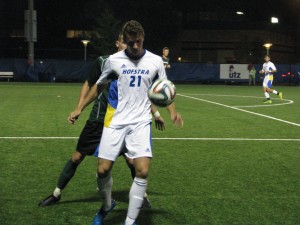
[125,49,146,60]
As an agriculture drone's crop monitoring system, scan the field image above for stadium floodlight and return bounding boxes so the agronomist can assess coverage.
[263,43,273,55]
[271,17,279,23]
[81,40,90,60]
[236,11,244,15]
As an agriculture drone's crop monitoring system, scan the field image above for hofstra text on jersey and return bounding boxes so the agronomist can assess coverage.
[122,69,150,75]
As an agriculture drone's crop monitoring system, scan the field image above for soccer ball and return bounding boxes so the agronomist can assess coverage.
[148,79,176,107]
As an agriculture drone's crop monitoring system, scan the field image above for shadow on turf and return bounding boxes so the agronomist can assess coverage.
[104,208,169,225]
[57,190,164,205]
[55,192,100,205]
[40,190,173,224]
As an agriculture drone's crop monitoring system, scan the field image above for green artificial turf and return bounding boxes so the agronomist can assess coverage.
[0,83,299,225]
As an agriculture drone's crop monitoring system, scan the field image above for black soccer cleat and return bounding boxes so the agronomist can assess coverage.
[38,194,61,207]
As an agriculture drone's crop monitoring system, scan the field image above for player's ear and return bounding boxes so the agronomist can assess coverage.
[115,41,119,48]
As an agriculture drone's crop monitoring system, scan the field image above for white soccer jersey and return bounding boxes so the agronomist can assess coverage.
[96,50,167,128]
[262,61,276,75]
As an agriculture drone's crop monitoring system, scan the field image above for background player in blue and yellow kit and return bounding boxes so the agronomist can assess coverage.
[259,55,283,103]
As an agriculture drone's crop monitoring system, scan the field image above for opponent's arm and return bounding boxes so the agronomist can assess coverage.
[68,57,112,124]
[77,81,91,108]
[67,80,91,124]
[68,84,106,124]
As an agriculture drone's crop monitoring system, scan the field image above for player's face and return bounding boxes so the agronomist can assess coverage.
[125,34,144,58]
[163,49,169,57]
[116,38,127,51]
[264,56,270,62]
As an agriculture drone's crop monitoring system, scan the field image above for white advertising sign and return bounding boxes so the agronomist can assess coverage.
[220,64,249,80]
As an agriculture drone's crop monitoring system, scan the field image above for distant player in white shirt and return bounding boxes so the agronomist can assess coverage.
[259,55,283,103]
[71,20,183,225]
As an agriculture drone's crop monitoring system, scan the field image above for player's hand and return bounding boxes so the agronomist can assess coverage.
[68,109,81,124]
[154,116,165,131]
[171,112,183,127]
[259,70,264,74]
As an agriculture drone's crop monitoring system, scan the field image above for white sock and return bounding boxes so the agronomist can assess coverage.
[264,92,270,99]
[53,187,61,197]
[125,217,136,225]
[272,90,278,95]
[125,177,148,225]
[97,173,113,211]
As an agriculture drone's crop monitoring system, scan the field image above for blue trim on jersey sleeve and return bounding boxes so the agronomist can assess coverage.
[108,80,118,109]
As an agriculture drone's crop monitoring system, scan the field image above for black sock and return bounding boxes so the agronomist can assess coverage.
[57,159,79,190]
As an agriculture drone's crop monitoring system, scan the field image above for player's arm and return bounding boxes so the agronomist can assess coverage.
[157,58,183,127]
[270,64,277,73]
[259,68,264,74]
[259,64,265,74]
[151,104,165,131]
[166,102,183,127]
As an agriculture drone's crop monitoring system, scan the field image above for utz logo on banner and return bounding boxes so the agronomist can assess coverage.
[220,64,249,80]
[228,65,241,78]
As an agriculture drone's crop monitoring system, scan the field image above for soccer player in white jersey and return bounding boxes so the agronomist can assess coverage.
[259,55,283,103]
[70,20,183,225]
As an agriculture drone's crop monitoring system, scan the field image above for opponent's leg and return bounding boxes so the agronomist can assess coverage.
[39,151,84,207]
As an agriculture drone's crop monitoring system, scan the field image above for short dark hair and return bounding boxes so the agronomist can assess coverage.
[265,54,270,58]
[117,33,123,42]
[163,47,169,51]
[122,20,145,42]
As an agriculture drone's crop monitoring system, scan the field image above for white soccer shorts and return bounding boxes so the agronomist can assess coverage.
[98,121,152,161]
[262,75,273,88]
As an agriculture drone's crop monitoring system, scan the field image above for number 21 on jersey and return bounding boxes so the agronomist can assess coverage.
[130,75,141,87]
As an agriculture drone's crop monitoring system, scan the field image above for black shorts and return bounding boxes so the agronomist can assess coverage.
[76,120,104,156]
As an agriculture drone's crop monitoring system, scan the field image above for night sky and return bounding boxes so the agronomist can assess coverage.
[1,0,299,28]
[1,0,299,59]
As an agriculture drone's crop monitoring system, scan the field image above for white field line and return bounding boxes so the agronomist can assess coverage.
[180,93,267,98]
[179,93,294,107]
[0,137,299,141]
[178,94,300,127]
[0,85,76,88]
